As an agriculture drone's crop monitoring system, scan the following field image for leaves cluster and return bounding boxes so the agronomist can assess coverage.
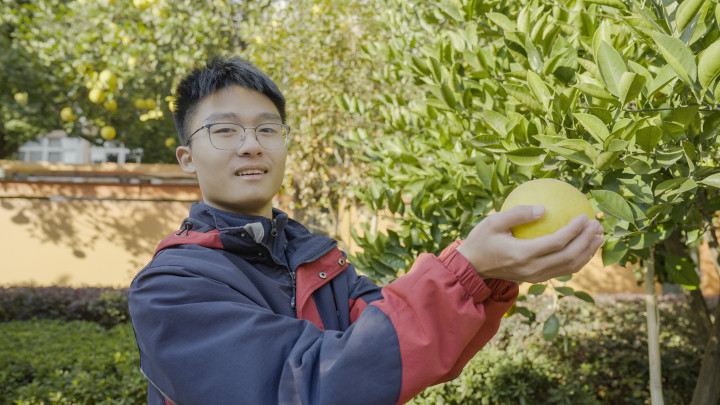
[345,0,720,292]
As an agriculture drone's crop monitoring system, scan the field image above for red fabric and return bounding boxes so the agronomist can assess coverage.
[164,398,174,405]
[372,241,518,404]
[348,297,368,324]
[153,229,223,257]
[295,247,349,329]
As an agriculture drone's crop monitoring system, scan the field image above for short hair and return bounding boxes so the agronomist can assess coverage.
[172,56,286,145]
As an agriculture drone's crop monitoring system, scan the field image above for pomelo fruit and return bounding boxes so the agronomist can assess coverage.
[501,178,595,239]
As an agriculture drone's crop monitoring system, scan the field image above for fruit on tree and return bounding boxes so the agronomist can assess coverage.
[60,107,75,122]
[500,178,595,239]
[104,99,118,112]
[89,88,105,104]
[100,126,117,140]
[14,92,28,104]
[99,69,117,89]
[165,137,176,148]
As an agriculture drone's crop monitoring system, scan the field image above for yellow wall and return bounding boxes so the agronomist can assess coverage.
[1,165,718,295]
[1,181,200,287]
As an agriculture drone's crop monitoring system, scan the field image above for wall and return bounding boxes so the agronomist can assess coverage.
[1,161,718,295]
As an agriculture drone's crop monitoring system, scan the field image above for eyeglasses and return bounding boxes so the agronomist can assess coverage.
[186,122,290,150]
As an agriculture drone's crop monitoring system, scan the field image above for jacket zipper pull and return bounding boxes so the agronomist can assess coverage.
[291,295,296,309]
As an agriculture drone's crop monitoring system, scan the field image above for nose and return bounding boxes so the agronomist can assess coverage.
[236,128,263,155]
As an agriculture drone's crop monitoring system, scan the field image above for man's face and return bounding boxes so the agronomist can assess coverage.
[176,85,287,217]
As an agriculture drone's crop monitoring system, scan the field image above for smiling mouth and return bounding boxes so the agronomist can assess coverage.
[235,169,267,176]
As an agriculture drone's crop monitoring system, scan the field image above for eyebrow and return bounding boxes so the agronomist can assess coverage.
[203,112,282,123]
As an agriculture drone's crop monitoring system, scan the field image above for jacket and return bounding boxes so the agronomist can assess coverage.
[128,202,518,405]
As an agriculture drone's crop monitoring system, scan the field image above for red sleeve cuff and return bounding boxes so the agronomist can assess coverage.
[438,241,517,303]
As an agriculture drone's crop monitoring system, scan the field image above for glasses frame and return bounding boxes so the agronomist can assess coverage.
[186,122,290,150]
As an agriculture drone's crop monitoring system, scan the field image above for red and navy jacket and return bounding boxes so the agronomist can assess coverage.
[128,203,518,405]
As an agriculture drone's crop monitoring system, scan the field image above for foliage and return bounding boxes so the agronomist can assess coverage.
[0,320,144,404]
[0,286,129,328]
[242,0,387,236]
[412,294,710,405]
[2,0,384,239]
[0,296,710,404]
[1,0,255,162]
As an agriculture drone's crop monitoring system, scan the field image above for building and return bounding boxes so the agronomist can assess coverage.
[15,130,141,165]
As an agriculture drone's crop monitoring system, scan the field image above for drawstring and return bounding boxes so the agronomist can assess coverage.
[175,221,193,236]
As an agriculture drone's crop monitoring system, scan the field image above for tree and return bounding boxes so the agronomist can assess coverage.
[240,0,390,238]
[1,0,264,163]
[344,0,720,402]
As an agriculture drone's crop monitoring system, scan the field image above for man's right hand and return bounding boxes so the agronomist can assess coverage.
[455,205,604,283]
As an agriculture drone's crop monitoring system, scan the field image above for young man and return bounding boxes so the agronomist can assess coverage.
[128,56,604,405]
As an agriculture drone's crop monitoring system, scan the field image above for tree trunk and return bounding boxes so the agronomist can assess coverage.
[690,299,720,405]
[645,251,665,405]
[664,231,713,343]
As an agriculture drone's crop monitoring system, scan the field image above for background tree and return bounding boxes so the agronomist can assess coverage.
[1,0,268,163]
[344,0,720,403]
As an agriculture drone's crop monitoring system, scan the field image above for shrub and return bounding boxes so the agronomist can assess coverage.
[411,294,710,405]
[0,287,129,328]
[0,320,144,404]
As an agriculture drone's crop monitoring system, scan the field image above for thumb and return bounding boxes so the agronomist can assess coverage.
[490,205,545,230]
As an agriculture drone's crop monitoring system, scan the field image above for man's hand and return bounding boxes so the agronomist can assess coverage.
[456,205,604,283]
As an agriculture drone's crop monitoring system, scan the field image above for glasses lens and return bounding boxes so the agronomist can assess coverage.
[256,123,288,149]
[207,123,288,150]
[208,123,243,150]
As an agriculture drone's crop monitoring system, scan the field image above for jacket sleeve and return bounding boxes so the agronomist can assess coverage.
[128,241,516,405]
[369,241,518,403]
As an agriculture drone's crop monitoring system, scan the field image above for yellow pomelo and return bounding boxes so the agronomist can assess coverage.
[14,92,28,104]
[99,69,117,87]
[501,178,595,239]
[100,126,117,140]
[60,107,75,122]
[89,88,105,104]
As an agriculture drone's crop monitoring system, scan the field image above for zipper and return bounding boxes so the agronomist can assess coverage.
[264,218,296,311]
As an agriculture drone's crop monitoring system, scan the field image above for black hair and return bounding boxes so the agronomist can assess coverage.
[172,56,286,145]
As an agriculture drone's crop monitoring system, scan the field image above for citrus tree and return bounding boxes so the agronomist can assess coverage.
[240,0,391,239]
[342,0,720,403]
[1,0,268,162]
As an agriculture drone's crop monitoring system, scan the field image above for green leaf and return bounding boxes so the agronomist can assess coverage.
[575,112,610,143]
[652,31,697,86]
[597,41,627,97]
[527,71,551,108]
[592,190,635,223]
[440,83,457,108]
[486,12,516,32]
[574,291,595,304]
[618,71,646,105]
[602,239,629,266]
[438,2,464,22]
[483,110,510,137]
[699,173,720,188]
[665,254,701,288]
[543,314,560,341]
[505,147,546,166]
[528,284,547,295]
[555,286,575,296]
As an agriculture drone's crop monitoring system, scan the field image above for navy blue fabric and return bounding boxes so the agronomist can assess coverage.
[129,203,401,404]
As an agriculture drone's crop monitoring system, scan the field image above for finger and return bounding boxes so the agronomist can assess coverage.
[487,205,545,231]
[532,220,603,280]
[521,215,592,257]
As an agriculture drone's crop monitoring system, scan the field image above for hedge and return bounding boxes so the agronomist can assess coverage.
[0,320,144,404]
[0,288,715,404]
[410,294,714,405]
[0,287,129,328]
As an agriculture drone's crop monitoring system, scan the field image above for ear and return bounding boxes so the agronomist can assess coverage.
[176,146,196,174]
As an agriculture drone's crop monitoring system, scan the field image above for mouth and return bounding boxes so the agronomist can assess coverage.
[235,168,268,176]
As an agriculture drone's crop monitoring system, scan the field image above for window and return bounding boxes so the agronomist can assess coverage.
[48,138,62,147]
[48,152,63,162]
